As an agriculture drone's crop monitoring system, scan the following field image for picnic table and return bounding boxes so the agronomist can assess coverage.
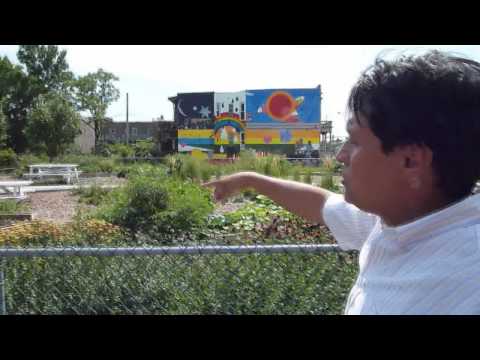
[23,164,82,184]
[0,180,33,200]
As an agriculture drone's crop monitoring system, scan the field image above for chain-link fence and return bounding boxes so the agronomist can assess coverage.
[0,244,358,315]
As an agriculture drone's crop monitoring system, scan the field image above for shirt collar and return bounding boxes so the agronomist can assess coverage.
[379,192,480,245]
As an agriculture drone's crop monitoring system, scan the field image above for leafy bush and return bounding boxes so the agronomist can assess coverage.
[163,154,184,177]
[106,143,135,158]
[181,156,200,181]
[73,185,112,206]
[200,164,214,183]
[0,148,18,168]
[133,139,154,158]
[54,154,121,174]
[95,173,214,243]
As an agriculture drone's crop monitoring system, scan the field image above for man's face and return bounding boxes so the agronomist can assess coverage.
[336,114,405,215]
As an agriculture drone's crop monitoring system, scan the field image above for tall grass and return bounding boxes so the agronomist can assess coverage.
[0,199,28,214]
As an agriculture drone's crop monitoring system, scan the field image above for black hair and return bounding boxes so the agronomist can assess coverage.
[348,50,480,201]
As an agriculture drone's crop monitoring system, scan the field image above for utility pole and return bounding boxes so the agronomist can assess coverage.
[126,93,129,145]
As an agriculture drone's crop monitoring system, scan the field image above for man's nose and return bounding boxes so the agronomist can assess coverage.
[335,144,347,164]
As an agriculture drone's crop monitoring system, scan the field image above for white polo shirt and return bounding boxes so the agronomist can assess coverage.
[323,193,480,315]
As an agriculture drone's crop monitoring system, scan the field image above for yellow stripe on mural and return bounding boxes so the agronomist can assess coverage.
[178,130,214,138]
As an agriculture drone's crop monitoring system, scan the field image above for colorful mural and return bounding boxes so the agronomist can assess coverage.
[213,91,246,119]
[172,87,323,157]
[178,113,246,152]
[177,129,214,152]
[245,87,321,124]
[172,92,214,129]
[244,129,319,145]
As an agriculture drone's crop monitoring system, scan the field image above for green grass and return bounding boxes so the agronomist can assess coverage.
[3,250,357,314]
[0,199,29,214]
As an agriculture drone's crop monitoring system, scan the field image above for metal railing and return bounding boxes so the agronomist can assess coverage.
[0,244,358,315]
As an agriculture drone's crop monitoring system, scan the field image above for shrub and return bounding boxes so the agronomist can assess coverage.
[303,168,313,184]
[73,185,112,206]
[200,165,213,183]
[107,143,135,158]
[181,156,200,181]
[149,179,214,240]
[0,148,18,168]
[163,154,184,177]
[95,174,214,243]
[133,139,154,158]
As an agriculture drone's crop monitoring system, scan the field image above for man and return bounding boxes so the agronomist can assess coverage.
[204,50,480,314]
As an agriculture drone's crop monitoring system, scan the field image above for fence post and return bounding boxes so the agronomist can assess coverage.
[0,258,6,315]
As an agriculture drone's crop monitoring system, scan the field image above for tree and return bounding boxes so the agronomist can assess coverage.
[74,69,120,153]
[0,99,7,147]
[0,56,39,152]
[0,46,77,153]
[25,93,81,160]
[17,45,74,95]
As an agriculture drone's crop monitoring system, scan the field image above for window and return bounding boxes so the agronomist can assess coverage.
[131,127,137,136]
[228,103,233,113]
[216,102,221,116]
[241,103,245,119]
[110,128,116,135]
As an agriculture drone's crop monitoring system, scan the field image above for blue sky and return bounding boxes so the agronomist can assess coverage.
[1,45,479,138]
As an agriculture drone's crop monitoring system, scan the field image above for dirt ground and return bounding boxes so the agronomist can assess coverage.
[27,191,93,224]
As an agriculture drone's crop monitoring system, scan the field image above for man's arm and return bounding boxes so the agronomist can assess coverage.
[203,171,334,225]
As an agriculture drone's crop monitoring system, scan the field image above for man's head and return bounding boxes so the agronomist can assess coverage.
[336,50,480,223]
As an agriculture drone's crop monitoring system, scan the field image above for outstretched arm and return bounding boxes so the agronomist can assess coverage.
[203,171,334,225]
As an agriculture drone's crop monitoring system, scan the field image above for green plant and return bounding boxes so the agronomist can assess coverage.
[95,173,214,243]
[320,174,339,192]
[0,148,18,168]
[200,165,213,183]
[292,166,301,182]
[181,156,201,181]
[0,199,28,214]
[322,155,340,173]
[163,154,184,177]
[73,185,112,206]
[133,139,154,157]
[303,168,313,184]
[214,167,222,180]
[106,143,135,158]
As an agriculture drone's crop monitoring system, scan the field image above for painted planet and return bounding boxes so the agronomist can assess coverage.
[266,91,296,121]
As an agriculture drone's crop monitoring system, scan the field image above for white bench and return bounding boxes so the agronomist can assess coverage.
[23,164,82,184]
[0,180,33,200]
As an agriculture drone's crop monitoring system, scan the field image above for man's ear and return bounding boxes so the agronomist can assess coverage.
[400,144,433,170]
[398,144,433,190]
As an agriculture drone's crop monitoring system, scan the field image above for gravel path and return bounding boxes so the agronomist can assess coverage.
[28,191,94,224]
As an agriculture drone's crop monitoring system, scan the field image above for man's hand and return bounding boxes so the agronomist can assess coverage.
[203,172,251,202]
